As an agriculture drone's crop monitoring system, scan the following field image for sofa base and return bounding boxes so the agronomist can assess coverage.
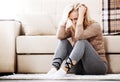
[107,54,120,74]
[17,54,120,74]
[17,55,53,73]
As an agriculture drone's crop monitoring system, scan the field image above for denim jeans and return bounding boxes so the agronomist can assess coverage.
[52,39,108,75]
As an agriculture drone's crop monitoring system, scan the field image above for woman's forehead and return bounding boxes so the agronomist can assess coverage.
[69,11,78,18]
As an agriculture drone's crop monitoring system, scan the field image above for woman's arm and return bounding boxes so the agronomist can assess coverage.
[74,5,86,40]
[75,5,101,40]
[56,4,73,40]
[75,23,101,40]
[56,25,71,40]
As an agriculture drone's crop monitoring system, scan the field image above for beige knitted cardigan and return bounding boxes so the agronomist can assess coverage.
[56,22,107,63]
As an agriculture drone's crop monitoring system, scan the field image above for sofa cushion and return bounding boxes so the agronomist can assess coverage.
[17,35,120,54]
[20,14,57,35]
[104,36,120,53]
[102,0,120,35]
[16,0,102,35]
[16,36,59,53]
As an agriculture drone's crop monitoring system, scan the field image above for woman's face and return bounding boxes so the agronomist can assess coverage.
[69,10,79,26]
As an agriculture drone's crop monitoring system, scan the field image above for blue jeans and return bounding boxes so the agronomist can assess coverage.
[52,39,108,75]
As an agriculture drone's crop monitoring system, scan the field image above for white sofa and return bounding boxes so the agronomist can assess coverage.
[0,0,120,74]
[1,20,120,74]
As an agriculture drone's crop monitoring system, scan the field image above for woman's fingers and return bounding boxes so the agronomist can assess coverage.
[61,5,73,24]
[78,5,87,17]
[63,4,73,17]
[79,5,86,13]
[66,19,73,30]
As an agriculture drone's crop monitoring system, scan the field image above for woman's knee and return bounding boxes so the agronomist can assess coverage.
[77,40,91,46]
[77,39,87,42]
[75,40,86,45]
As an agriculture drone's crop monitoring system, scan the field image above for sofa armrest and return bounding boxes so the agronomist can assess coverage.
[0,20,21,73]
[0,20,21,36]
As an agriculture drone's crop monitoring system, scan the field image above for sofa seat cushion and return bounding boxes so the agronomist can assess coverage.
[16,36,59,53]
[104,36,120,53]
[17,35,120,54]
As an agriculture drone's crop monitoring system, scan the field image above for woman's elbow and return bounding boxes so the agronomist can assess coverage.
[57,35,64,40]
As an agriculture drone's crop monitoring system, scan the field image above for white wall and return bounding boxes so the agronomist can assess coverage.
[0,0,21,19]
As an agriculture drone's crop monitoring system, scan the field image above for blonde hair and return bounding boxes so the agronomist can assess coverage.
[69,3,94,31]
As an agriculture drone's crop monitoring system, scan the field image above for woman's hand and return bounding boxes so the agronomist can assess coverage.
[66,18,73,30]
[60,4,73,25]
[77,5,87,24]
[78,5,87,18]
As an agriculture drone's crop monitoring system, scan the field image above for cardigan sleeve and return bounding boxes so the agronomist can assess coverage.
[75,23,101,40]
[56,25,71,40]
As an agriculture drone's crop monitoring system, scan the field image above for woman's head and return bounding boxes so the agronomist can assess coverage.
[69,10,79,25]
[68,3,93,28]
